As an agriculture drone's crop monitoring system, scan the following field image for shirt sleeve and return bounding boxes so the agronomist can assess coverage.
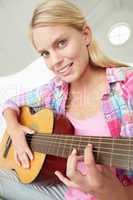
[1,81,53,116]
[124,66,133,96]
[121,66,133,137]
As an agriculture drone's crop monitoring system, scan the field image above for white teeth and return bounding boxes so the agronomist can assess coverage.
[59,63,72,73]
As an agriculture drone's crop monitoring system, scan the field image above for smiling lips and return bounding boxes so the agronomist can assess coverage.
[58,62,73,75]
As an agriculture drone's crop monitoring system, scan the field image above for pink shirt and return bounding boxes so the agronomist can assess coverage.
[65,112,110,200]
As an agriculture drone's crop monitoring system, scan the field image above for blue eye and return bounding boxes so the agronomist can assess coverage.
[41,51,49,58]
[58,39,67,48]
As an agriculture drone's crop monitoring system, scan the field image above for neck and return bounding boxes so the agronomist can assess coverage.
[70,64,106,92]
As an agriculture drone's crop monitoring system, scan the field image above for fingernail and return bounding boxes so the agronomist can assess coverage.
[72,148,76,154]
[54,171,58,175]
[31,130,34,133]
[30,154,33,160]
[17,163,21,167]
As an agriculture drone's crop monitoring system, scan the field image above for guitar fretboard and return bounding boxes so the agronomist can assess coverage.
[26,134,133,170]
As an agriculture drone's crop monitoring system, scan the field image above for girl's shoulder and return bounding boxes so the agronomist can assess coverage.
[107,65,133,95]
[116,65,133,94]
[108,65,133,82]
[123,65,133,80]
[119,65,133,83]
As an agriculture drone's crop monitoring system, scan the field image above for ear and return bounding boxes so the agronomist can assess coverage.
[82,25,92,46]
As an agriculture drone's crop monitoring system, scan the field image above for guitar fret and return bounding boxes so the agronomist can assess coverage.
[128,137,132,170]
[63,135,72,157]
[70,134,74,154]
[110,137,114,167]
[61,139,66,158]
[88,136,91,145]
[46,135,52,156]
[56,136,60,157]
[96,137,102,162]
[77,136,82,154]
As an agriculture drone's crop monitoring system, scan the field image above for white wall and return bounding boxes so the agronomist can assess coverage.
[0,57,54,141]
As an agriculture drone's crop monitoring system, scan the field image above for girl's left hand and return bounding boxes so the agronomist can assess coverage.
[55,144,128,199]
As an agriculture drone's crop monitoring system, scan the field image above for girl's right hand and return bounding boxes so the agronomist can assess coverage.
[8,124,35,169]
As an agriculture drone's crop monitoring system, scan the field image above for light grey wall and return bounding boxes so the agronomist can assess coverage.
[93,7,133,63]
[0,0,42,76]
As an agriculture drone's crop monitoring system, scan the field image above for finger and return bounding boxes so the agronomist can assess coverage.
[25,147,33,161]
[70,148,84,161]
[22,126,35,134]
[66,149,84,185]
[14,151,21,167]
[55,171,80,188]
[19,152,30,168]
[17,135,33,161]
[84,144,100,176]
[67,148,78,177]
[84,144,95,165]
[67,148,77,167]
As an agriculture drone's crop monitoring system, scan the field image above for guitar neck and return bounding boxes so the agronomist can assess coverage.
[27,134,133,170]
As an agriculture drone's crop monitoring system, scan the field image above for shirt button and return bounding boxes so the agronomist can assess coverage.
[106,114,112,120]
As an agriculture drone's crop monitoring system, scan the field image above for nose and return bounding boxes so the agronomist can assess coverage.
[50,51,63,69]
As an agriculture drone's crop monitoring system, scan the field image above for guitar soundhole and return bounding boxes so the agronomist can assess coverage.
[29,106,43,114]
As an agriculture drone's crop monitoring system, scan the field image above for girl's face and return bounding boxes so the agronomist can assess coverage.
[32,25,91,83]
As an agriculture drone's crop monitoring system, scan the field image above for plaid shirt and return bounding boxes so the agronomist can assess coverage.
[2,66,133,187]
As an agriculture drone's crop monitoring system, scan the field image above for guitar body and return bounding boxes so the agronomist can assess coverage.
[0,106,74,184]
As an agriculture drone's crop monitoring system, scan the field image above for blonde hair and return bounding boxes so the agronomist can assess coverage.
[30,0,127,68]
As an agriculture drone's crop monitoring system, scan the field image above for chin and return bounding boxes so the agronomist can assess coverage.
[61,74,79,83]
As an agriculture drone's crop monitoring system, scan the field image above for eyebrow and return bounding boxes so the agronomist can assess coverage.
[38,33,67,53]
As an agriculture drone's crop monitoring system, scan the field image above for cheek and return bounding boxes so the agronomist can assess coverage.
[74,43,87,60]
[63,40,82,59]
[43,59,53,71]
[65,46,81,60]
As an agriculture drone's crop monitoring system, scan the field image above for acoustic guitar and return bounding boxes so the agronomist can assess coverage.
[0,106,133,184]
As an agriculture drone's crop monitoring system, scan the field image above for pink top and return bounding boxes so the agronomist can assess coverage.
[65,112,110,200]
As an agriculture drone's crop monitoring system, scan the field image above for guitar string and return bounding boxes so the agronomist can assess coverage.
[27,133,133,142]
[26,139,133,158]
[27,139,133,149]
[27,141,133,168]
[26,134,133,150]
[26,139,133,156]
[27,137,132,151]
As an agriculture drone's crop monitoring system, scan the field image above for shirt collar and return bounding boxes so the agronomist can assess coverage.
[106,67,125,83]
[53,67,126,94]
